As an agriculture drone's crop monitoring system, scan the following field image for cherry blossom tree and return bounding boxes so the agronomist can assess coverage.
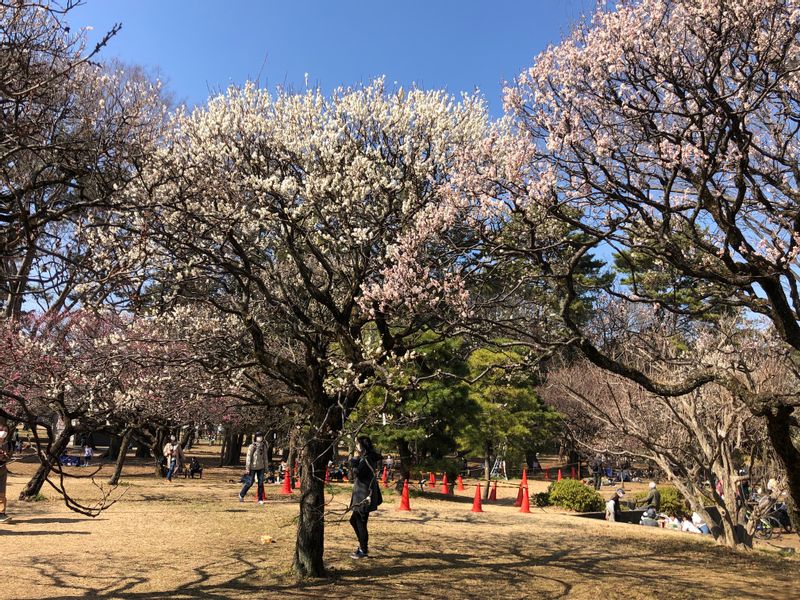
[415,0,800,530]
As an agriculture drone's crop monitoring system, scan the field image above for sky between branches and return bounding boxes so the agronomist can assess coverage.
[67,0,596,115]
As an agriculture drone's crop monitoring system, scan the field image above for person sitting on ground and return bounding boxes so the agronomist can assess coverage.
[691,511,710,535]
[187,457,203,479]
[639,506,659,527]
[605,488,625,522]
[638,481,661,512]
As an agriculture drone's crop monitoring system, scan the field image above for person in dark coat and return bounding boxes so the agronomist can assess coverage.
[349,435,383,559]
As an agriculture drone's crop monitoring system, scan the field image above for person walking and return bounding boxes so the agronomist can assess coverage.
[240,432,267,503]
[384,454,395,480]
[349,436,383,559]
[590,454,603,490]
[163,434,183,482]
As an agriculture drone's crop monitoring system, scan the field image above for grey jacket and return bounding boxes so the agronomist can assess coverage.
[246,441,267,471]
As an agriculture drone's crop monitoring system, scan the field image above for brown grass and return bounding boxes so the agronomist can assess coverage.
[1,445,797,600]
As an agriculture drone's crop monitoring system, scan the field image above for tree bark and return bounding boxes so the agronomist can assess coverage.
[764,406,800,535]
[287,429,298,485]
[19,422,72,500]
[397,438,412,482]
[152,428,167,477]
[292,432,333,578]
[108,428,134,486]
[219,429,244,467]
[134,435,150,459]
[483,442,491,500]
[104,433,122,461]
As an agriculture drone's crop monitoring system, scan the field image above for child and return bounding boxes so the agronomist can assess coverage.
[83,442,93,467]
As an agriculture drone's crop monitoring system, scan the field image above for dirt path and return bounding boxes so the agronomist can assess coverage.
[1,449,797,599]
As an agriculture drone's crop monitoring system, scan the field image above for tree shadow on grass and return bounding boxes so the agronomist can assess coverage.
[10,524,797,600]
[16,516,105,525]
[0,529,91,536]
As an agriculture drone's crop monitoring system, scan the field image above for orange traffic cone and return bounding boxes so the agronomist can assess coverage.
[471,484,484,513]
[489,479,497,501]
[280,474,292,495]
[295,477,301,489]
[456,474,465,491]
[325,468,330,483]
[429,471,436,488]
[544,469,550,481]
[520,486,531,513]
[515,468,528,507]
[381,466,388,487]
[398,480,411,511]
[557,469,563,482]
[571,466,576,479]
[441,472,450,495]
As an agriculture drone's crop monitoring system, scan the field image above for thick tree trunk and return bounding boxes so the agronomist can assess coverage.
[483,443,491,500]
[135,436,150,459]
[219,429,244,467]
[179,426,193,451]
[108,429,134,486]
[266,430,274,465]
[152,428,167,477]
[104,434,122,461]
[397,439,412,482]
[292,433,333,578]
[19,423,72,500]
[765,407,800,536]
[287,429,297,484]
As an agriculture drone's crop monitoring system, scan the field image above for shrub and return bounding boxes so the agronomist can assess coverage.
[633,486,686,516]
[533,491,550,507]
[547,479,605,512]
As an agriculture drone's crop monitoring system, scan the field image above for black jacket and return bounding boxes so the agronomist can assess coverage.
[349,452,383,514]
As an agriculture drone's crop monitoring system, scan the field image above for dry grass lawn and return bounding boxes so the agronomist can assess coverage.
[1,445,798,600]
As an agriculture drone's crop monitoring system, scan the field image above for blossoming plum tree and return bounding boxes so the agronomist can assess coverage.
[109,80,490,576]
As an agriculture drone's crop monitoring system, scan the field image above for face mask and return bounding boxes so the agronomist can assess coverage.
[0,431,7,439]
[170,437,176,442]
[255,437,263,443]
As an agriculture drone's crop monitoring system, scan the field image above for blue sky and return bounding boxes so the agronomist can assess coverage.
[69,0,595,115]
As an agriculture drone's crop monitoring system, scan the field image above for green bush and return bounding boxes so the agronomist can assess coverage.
[547,479,605,512]
[533,491,551,507]
[416,458,463,484]
[633,486,686,516]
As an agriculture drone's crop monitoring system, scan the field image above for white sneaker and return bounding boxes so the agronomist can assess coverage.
[258,500,265,505]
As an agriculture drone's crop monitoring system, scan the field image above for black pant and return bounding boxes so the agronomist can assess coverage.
[350,511,369,553]
[593,471,602,490]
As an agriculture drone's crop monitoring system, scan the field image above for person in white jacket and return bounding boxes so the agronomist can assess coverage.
[163,435,184,482]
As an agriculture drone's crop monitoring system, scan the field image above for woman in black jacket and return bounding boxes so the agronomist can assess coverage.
[349,435,383,559]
